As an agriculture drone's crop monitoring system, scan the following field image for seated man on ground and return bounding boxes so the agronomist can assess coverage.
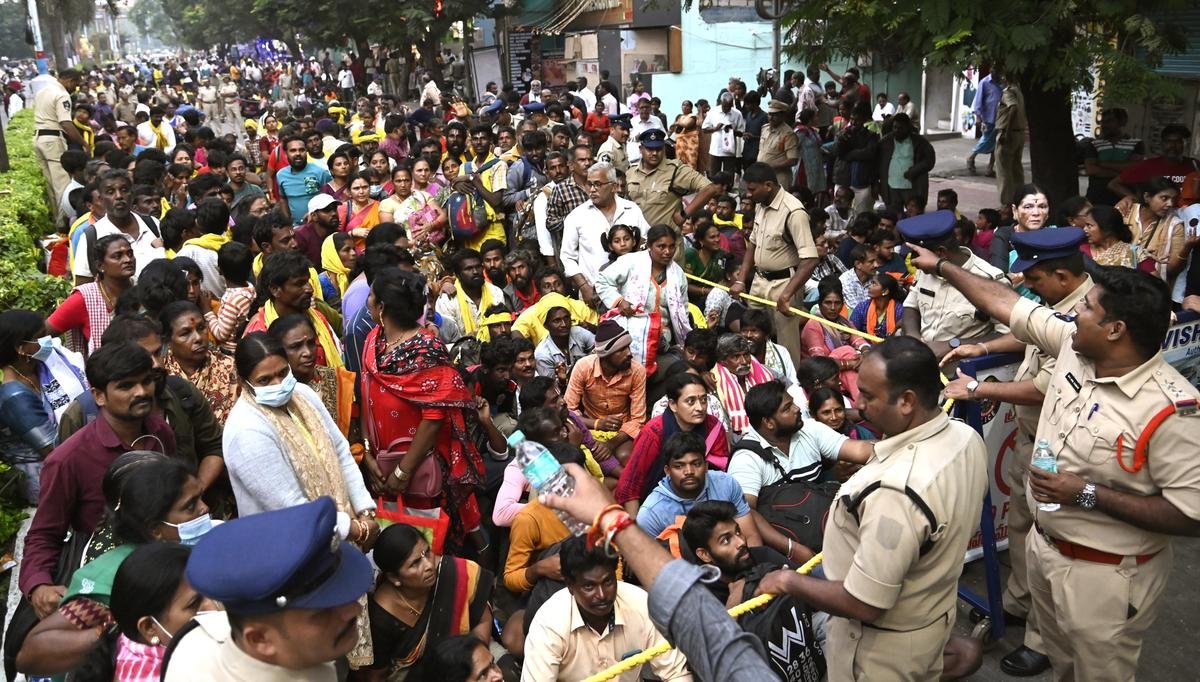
[521,535,693,681]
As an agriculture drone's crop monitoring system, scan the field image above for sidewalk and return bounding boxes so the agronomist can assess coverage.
[926,134,1039,217]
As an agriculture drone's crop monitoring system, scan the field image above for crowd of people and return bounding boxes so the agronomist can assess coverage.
[1,47,1198,682]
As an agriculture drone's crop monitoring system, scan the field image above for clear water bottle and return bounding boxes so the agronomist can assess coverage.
[508,430,589,535]
[1031,439,1060,512]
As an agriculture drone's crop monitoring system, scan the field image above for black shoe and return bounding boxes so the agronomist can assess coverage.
[1000,645,1051,677]
[1003,610,1027,628]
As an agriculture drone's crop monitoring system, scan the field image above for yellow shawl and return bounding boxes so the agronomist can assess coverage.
[148,119,170,150]
[183,232,230,253]
[263,300,344,369]
[455,278,496,337]
[252,254,325,301]
[320,235,352,298]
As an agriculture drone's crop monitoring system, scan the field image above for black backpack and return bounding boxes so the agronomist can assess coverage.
[737,439,839,552]
[738,562,827,682]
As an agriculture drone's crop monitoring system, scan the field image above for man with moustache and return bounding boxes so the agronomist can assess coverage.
[636,432,759,541]
[564,320,647,464]
[522,535,692,681]
[276,134,332,225]
[755,336,986,681]
[164,497,373,681]
[710,333,773,435]
[504,249,541,314]
[20,341,176,618]
[435,248,508,343]
[73,170,166,282]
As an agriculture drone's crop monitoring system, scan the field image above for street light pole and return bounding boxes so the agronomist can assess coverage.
[26,0,48,75]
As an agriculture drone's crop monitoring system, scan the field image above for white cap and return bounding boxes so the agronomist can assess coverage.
[307,193,338,215]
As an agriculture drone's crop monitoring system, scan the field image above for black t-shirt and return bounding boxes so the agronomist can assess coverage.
[702,545,790,606]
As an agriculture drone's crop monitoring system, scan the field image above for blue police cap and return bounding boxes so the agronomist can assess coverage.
[483,99,504,115]
[1010,227,1085,273]
[186,497,372,615]
[522,101,546,113]
[639,128,667,148]
[897,210,958,247]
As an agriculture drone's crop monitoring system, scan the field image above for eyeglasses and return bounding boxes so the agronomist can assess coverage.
[587,181,614,190]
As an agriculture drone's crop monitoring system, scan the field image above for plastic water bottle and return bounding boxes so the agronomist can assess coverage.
[1031,439,1060,512]
[508,430,590,535]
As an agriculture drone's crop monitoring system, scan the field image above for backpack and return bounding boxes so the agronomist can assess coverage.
[81,213,161,275]
[738,563,827,682]
[445,190,489,241]
[737,439,839,552]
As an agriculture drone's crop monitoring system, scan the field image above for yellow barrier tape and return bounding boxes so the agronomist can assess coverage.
[685,272,884,343]
[583,552,824,682]
[683,273,956,413]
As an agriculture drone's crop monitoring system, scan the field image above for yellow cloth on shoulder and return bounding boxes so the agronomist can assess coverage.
[263,300,344,369]
[320,235,352,298]
[512,292,599,345]
[252,253,325,301]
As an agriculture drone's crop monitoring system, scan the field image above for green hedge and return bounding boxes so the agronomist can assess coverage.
[0,110,72,314]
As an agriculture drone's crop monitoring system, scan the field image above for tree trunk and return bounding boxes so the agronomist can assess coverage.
[1022,82,1078,217]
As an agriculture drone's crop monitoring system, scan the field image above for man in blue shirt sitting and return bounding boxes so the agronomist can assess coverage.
[636,431,762,546]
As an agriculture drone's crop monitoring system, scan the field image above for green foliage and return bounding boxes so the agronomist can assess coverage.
[0,110,72,315]
[0,461,29,547]
[777,0,1190,103]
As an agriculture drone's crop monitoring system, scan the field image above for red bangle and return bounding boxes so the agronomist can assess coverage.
[603,513,635,557]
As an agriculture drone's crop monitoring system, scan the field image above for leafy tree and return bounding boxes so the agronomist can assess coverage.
[0,1,34,59]
[778,0,1189,207]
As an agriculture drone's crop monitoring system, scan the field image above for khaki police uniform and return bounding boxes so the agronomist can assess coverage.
[1009,296,1200,681]
[757,121,799,189]
[822,412,988,681]
[32,79,73,219]
[903,247,1010,343]
[597,135,629,174]
[1003,275,1092,655]
[165,611,336,681]
[747,188,817,368]
[626,158,712,229]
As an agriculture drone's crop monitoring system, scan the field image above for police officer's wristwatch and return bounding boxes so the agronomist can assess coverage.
[1075,482,1098,510]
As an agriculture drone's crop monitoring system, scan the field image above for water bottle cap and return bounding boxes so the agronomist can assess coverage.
[506,430,526,448]
[1036,438,1050,447]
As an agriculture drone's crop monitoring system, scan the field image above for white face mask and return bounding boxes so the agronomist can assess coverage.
[252,371,298,407]
[149,616,172,643]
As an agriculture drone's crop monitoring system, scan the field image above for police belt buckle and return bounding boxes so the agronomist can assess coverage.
[755,266,794,282]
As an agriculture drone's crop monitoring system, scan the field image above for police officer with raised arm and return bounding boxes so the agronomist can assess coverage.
[907,243,1200,682]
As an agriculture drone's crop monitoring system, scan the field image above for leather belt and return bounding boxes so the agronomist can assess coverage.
[1036,524,1158,566]
[36,129,63,137]
[755,266,794,281]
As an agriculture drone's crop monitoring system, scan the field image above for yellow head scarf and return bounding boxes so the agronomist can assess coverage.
[320,234,352,297]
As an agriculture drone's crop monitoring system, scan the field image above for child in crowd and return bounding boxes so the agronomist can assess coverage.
[972,208,1000,259]
[209,241,256,354]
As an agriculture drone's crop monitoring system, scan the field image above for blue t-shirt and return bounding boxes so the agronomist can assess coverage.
[637,471,752,539]
[276,163,333,224]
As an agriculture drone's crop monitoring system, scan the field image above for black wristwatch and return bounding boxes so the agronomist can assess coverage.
[1075,482,1098,510]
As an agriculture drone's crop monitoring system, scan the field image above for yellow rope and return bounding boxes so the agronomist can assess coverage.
[583,552,824,682]
[682,273,956,413]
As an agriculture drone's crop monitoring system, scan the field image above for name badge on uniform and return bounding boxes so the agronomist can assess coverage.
[919,288,935,297]
[1065,372,1081,393]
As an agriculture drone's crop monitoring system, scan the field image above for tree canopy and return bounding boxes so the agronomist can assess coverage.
[778,0,1191,205]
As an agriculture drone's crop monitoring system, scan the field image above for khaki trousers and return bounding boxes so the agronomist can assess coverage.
[995,130,1025,206]
[1002,430,1045,652]
[826,610,952,681]
[1027,530,1171,681]
[749,276,805,371]
[34,134,70,224]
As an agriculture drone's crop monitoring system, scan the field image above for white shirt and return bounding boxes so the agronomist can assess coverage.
[727,422,848,497]
[337,69,355,88]
[574,87,597,112]
[72,214,166,279]
[601,92,619,116]
[136,119,176,150]
[533,180,557,258]
[422,80,442,106]
[702,107,745,157]
[872,101,896,122]
[627,115,665,164]
[560,197,651,285]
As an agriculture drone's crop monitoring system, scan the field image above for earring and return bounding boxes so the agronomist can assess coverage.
[150,636,161,646]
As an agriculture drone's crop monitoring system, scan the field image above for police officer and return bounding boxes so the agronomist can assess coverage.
[907,245,1200,681]
[597,115,631,173]
[32,68,86,222]
[626,128,721,230]
[939,228,1094,677]
[756,336,988,680]
[731,161,818,368]
[758,100,800,189]
[898,210,1009,358]
[163,497,374,681]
